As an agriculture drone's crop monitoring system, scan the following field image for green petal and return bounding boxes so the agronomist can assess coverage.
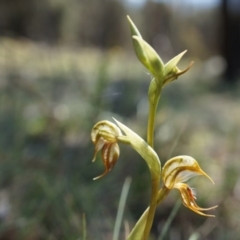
[164,50,187,75]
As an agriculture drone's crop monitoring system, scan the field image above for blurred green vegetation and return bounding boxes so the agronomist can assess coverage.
[0,1,239,239]
[0,37,239,240]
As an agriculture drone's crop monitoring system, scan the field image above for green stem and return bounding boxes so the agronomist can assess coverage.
[117,123,160,240]
[147,102,158,148]
[127,187,170,240]
[143,178,159,240]
[143,80,161,239]
[147,79,161,149]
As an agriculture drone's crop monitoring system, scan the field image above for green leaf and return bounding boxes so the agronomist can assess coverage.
[126,187,170,240]
[114,118,161,181]
[127,208,149,240]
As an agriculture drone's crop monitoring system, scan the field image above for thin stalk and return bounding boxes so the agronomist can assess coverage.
[143,178,159,240]
[113,177,132,240]
[158,199,181,240]
[147,102,158,148]
[143,80,162,240]
[146,79,161,148]
[144,187,169,240]
[82,213,87,240]
[127,187,170,240]
[115,120,161,240]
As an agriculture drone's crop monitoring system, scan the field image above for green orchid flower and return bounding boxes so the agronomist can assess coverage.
[162,155,218,217]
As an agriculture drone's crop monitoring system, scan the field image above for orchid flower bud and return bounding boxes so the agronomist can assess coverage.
[162,155,218,217]
[91,121,122,180]
[127,16,164,79]
[132,36,164,79]
[163,51,194,87]
[127,16,193,89]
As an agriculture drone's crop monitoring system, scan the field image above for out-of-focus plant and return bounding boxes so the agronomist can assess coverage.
[90,16,217,240]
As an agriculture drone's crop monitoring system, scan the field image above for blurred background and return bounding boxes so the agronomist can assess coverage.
[0,0,239,239]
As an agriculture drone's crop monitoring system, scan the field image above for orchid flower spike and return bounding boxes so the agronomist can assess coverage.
[91,121,122,180]
[127,16,193,88]
[162,155,218,217]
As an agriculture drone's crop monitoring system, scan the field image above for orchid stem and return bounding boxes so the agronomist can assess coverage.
[127,186,170,240]
[147,102,158,148]
[142,82,162,240]
[143,178,159,240]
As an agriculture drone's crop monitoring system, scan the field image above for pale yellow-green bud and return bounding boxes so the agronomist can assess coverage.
[127,16,164,80]
[132,36,164,79]
[127,16,193,93]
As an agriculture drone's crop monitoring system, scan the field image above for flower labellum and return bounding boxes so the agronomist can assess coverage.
[162,155,218,217]
[91,121,122,180]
